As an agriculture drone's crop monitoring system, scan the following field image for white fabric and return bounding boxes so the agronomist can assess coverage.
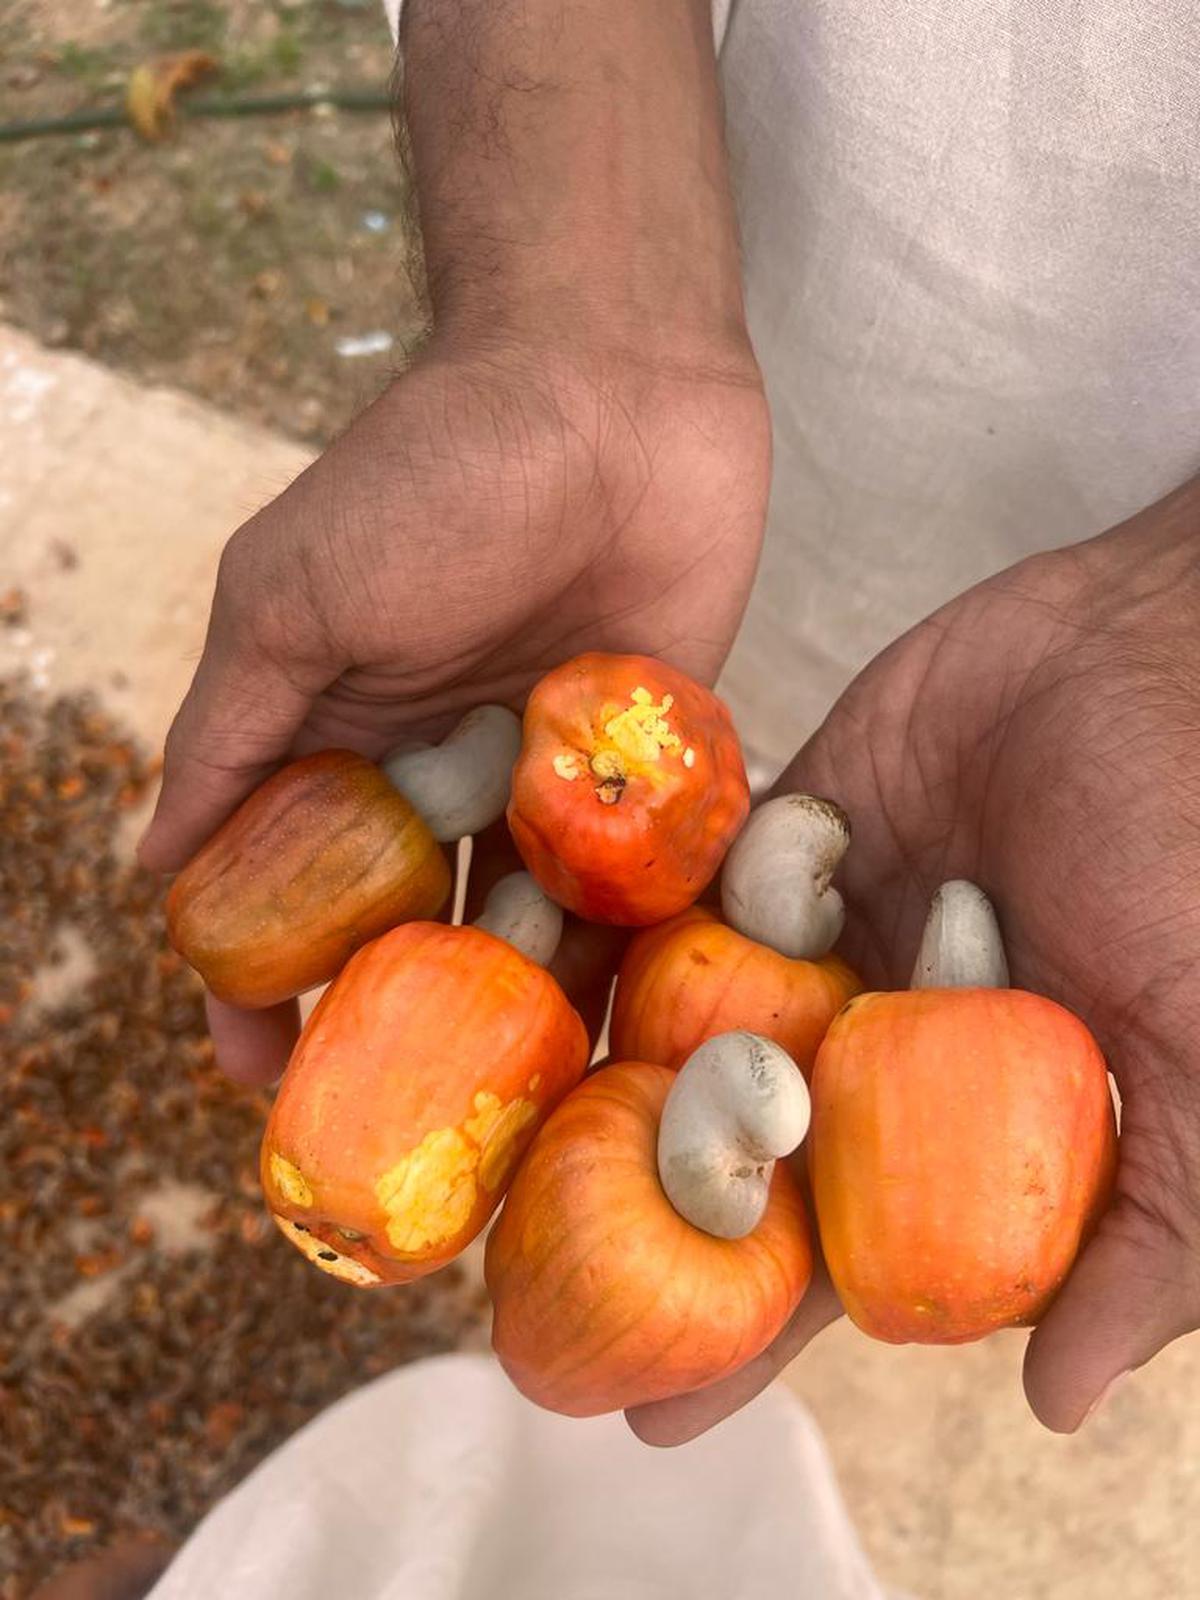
[718,0,1200,749]
[146,1354,890,1600]
[381,2,734,53]
[380,0,1200,752]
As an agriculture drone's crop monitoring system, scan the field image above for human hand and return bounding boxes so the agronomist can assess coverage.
[631,478,1200,1443]
[139,0,769,1082]
[139,336,767,1079]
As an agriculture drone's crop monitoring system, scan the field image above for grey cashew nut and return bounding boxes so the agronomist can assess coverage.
[474,871,564,967]
[657,1031,811,1240]
[720,794,849,960]
[910,879,1010,990]
[382,705,522,842]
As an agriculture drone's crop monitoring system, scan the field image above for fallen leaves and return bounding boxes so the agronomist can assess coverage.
[126,51,218,143]
[0,588,29,628]
[2,686,488,1594]
[251,268,284,299]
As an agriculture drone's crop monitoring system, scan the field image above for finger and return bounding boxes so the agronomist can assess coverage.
[139,540,334,874]
[770,702,938,991]
[625,1259,843,1447]
[550,917,627,1046]
[1023,1175,1200,1432]
[206,992,300,1088]
[29,1535,177,1600]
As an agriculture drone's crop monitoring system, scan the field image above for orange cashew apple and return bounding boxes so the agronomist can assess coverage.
[263,902,588,1287]
[167,749,450,1009]
[810,881,1118,1344]
[506,653,750,925]
[610,795,861,1071]
[167,706,524,1008]
[486,1035,813,1416]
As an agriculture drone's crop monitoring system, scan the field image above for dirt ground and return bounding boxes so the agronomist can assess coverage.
[0,0,421,445]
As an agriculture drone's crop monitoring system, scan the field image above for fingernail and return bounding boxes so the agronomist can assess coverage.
[1083,1369,1131,1426]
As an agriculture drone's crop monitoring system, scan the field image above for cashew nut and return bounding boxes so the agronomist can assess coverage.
[910,879,1010,989]
[474,871,564,968]
[720,794,849,960]
[383,705,522,842]
[657,1031,811,1239]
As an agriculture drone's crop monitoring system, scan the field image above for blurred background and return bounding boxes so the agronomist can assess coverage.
[1,4,1198,1598]
[1,0,421,443]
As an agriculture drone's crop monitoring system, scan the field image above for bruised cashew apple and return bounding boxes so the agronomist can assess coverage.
[507,653,750,925]
[167,750,450,1009]
[810,881,1117,1344]
[168,706,522,1008]
[611,796,861,1071]
[263,898,588,1287]
[486,1049,812,1416]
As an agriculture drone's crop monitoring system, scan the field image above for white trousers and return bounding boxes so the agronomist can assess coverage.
[147,1354,893,1600]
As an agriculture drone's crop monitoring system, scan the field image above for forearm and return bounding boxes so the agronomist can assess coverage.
[400,0,752,366]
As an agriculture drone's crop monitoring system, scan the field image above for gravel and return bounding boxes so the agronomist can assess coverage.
[0,681,487,1598]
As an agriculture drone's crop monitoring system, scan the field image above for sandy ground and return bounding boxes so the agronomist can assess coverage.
[2,321,1198,1598]
[1,0,414,446]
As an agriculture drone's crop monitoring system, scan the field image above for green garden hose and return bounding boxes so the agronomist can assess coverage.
[0,89,393,145]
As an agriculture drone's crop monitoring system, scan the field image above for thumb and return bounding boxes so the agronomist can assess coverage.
[1023,1112,1200,1432]
[625,1257,843,1447]
[138,535,335,873]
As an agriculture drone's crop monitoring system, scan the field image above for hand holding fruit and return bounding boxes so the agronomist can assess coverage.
[168,651,767,1294]
[159,629,1142,1446]
[637,483,1200,1443]
[137,341,768,1082]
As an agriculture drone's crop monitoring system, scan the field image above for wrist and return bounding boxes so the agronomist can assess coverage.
[401,0,751,374]
[424,299,763,406]
[428,259,756,382]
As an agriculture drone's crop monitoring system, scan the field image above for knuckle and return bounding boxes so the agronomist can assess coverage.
[213,525,261,621]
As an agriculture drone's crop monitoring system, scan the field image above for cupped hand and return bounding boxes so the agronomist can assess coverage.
[140,331,769,1081]
[631,478,1200,1444]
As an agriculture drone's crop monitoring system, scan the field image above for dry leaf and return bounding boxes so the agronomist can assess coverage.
[203,1400,246,1451]
[252,268,284,299]
[0,587,28,627]
[305,297,330,326]
[59,1513,98,1539]
[126,50,218,142]
[263,139,293,166]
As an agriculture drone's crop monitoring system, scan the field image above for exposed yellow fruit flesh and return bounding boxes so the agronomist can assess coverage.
[602,687,683,768]
[375,1092,538,1257]
[269,1152,314,1209]
[467,1092,539,1193]
[549,686,693,805]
